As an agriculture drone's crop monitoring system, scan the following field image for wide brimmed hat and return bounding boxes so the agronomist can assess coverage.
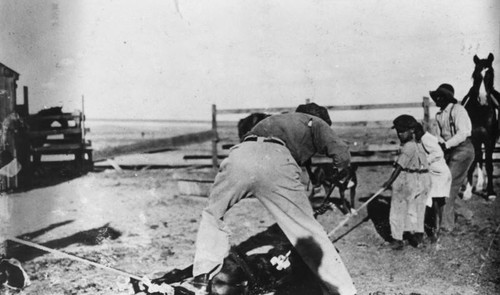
[429,83,455,101]
[392,114,419,131]
[295,102,332,126]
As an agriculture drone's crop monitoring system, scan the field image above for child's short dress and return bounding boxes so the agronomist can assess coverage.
[390,141,431,240]
[421,132,452,206]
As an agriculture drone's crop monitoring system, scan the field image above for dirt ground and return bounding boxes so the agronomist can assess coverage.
[2,124,500,295]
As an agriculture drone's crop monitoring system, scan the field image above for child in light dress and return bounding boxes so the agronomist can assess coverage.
[382,115,431,250]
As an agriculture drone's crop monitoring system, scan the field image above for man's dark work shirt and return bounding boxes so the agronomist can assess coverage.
[247,113,351,169]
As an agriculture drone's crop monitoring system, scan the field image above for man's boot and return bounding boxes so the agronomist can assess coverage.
[176,273,211,295]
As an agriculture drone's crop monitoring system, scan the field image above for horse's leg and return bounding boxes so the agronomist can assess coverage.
[349,186,356,211]
[473,136,485,191]
[463,140,481,200]
[349,172,357,210]
[338,188,350,215]
[475,161,485,192]
[484,139,496,200]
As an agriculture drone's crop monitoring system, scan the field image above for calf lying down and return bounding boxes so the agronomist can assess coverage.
[133,224,324,295]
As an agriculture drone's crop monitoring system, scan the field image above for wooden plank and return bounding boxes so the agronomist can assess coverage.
[174,170,217,197]
[177,181,213,197]
[314,155,397,165]
[350,144,399,153]
[331,120,393,127]
[33,143,91,152]
[212,104,219,169]
[324,102,424,111]
[216,102,431,115]
[93,130,215,162]
[217,107,295,114]
[182,153,397,166]
[184,155,228,160]
[106,159,123,172]
[220,143,400,153]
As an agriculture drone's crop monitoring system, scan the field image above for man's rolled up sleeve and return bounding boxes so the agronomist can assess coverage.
[313,122,351,169]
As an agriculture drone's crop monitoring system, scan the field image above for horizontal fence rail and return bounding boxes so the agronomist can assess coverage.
[217,102,427,115]
[209,97,433,169]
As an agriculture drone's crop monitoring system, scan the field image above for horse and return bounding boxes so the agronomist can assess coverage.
[461,53,500,200]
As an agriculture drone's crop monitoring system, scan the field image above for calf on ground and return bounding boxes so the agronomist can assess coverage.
[136,224,324,295]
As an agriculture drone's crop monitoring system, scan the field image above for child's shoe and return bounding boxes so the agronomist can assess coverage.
[390,240,404,250]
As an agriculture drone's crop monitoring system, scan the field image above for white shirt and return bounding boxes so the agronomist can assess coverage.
[421,132,452,200]
[420,132,444,165]
[435,103,472,149]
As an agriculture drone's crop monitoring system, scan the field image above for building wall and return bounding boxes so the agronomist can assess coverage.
[0,64,21,192]
[0,64,19,123]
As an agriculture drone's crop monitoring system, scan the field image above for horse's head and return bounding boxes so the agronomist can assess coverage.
[469,53,499,107]
[463,54,497,110]
[473,53,494,75]
[479,53,498,97]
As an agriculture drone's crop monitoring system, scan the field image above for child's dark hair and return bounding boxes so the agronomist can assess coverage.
[414,122,425,142]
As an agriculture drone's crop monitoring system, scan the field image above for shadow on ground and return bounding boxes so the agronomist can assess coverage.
[7,221,121,262]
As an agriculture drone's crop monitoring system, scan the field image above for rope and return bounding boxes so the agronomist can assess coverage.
[327,187,385,238]
[8,237,142,281]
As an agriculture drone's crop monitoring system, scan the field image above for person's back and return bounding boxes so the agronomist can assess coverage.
[248,112,350,168]
[421,132,446,168]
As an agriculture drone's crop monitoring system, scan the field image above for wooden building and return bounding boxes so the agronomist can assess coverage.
[0,63,29,191]
[0,63,19,121]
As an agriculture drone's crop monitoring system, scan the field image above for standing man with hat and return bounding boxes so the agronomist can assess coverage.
[179,103,357,295]
[429,83,474,234]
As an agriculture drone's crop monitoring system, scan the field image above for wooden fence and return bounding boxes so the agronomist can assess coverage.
[209,97,433,169]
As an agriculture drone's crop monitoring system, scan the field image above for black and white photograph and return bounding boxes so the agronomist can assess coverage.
[1,1,499,294]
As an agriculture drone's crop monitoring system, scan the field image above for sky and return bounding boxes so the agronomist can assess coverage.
[1,0,499,121]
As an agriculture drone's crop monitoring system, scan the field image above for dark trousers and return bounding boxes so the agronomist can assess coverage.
[442,139,474,231]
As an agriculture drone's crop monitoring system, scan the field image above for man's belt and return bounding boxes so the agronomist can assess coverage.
[243,135,285,146]
[402,168,429,173]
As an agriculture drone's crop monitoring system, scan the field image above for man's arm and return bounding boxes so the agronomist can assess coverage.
[312,120,351,170]
[443,105,472,149]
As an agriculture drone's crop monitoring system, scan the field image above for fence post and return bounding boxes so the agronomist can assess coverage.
[422,96,430,132]
[211,104,218,170]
